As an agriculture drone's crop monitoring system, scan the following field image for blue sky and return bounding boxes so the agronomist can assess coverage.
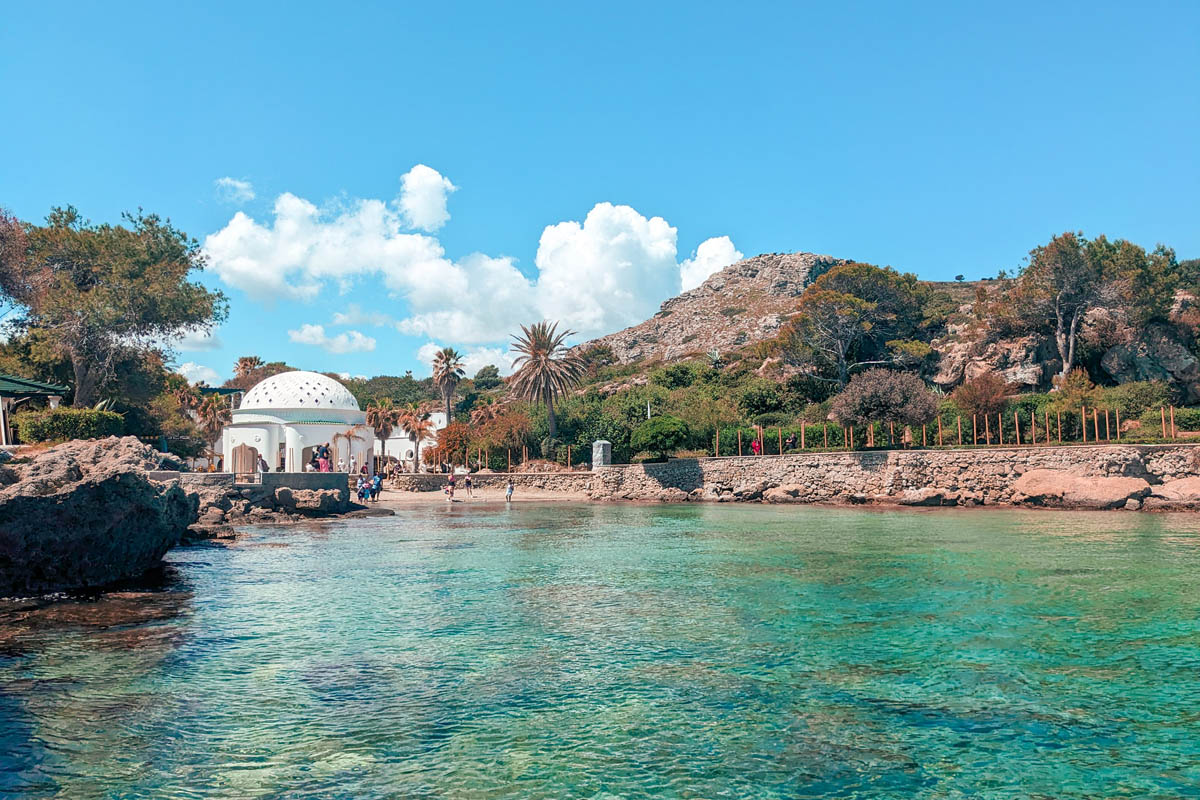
[2,0,1197,385]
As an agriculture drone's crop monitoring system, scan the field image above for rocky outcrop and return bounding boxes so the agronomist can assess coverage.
[1144,476,1200,510]
[1010,469,1151,509]
[932,321,1059,391]
[1101,322,1200,403]
[183,480,351,536]
[578,252,846,364]
[0,437,197,595]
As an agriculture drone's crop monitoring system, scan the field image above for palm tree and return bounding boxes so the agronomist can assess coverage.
[365,398,397,460]
[509,321,585,439]
[398,406,434,471]
[234,356,265,379]
[196,394,230,446]
[431,347,465,423]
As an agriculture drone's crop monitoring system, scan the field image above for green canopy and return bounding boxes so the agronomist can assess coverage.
[0,373,69,397]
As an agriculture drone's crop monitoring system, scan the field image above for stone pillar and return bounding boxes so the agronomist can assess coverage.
[592,440,612,467]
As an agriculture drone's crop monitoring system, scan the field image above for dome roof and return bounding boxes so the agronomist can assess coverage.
[239,371,360,411]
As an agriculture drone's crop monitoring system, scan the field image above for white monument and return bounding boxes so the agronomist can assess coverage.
[221,371,374,474]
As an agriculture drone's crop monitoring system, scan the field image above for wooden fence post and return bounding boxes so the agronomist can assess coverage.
[738,429,742,456]
[1030,410,1036,447]
[1115,408,1120,441]
[507,449,511,472]
[1161,406,1168,438]
[957,416,962,446]
[1092,408,1100,442]
[937,416,943,446]
[715,428,720,457]
[1082,406,1088,443]
[888,421,895,447]
[567,445,572,468]
[974,414,979,445]
[997,414,1003,446]
[1170,406,1177,439]
[823,424,828,449]
[922,424,927,447]
[778,426,783,455]
[1014,411,1021,446]
[801,423,806,450]
[1104,411,1110,443]
[849,426,854,449]
[1045,409,1050,445]
[984,414,990,445]
[1057,410,1062,443]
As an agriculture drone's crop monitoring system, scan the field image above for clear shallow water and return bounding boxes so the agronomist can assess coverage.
[2,504,1200,799]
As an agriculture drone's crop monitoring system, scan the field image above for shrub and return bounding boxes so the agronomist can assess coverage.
[631,415,690,459]
[738,379,784,417]
[1104,381,1171,417]
[650,362,699,389]
[540,436,562,459]
[951,371,1012,417]
[1050,368,1102,411]
[831,369,938,426]
[1139,405,1200,433]
[13,408,125,442]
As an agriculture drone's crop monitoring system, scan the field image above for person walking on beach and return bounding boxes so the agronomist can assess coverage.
[464,474,473,498]
[505,478,514,502]
[370,472,382,502]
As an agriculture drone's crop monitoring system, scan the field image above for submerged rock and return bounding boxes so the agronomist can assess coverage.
[0,437,197,595]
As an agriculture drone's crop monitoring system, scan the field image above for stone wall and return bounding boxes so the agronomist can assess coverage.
[590,444,1200,509]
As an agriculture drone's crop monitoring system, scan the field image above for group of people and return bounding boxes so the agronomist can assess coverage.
[356,472,383,503]
[304,442,367,474]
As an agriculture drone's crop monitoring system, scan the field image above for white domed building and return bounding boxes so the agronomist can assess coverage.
[222,371,374,475]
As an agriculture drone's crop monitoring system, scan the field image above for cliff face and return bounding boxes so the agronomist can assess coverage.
[0,437,197,595]
[580,252,846,364]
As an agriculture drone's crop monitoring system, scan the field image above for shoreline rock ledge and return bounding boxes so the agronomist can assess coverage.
[0,437,196,595]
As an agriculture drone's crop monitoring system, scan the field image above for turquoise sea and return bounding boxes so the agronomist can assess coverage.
[2,503,1200,799]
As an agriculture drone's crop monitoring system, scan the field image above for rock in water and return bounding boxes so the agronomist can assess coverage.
[0,437,197,595]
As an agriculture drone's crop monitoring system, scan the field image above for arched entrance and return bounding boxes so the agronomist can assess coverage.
[231,443,259,475]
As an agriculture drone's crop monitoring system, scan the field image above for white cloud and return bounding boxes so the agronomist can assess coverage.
[679,236,743,292]
[288,323,377,354]
[178,362,222,385]
[398,164,457,232]
[203,169,741,347]
[415,342,517,377]
[175,326,224,352]
[203,193,449,301]
[532,202,680,335]
[396,253,536,343]
[214,177,255,204]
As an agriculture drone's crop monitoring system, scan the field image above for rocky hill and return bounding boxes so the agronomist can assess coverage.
[580,252,847,364]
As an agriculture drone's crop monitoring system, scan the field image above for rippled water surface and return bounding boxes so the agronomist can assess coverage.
[3,504,1200,799]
